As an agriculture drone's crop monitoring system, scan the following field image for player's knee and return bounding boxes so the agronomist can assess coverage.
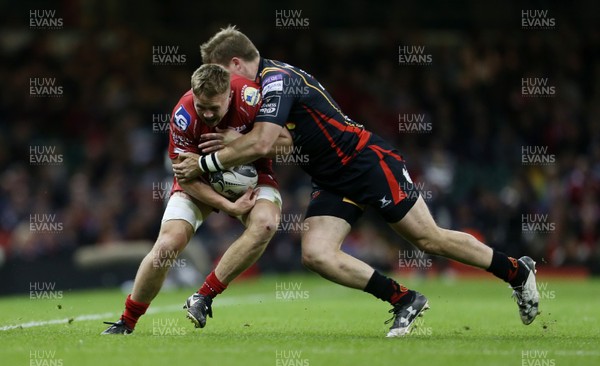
[301,245,332,272]
[413,227,445,255]
[246,210,279,244]
[300,251,318,271]
[153,229,189,258]
[415,238,435,255]
[417,237,444,255]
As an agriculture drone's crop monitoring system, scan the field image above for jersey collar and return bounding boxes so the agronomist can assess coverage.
[254,57,265,84]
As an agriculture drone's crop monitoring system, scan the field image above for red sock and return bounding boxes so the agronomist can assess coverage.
[198,271,227,299]
[121,294,149,329]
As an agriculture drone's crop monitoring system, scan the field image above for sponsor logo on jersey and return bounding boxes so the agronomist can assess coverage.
[263,74,283,85]
[174,105,191,131]
[262,74,284,96]
[258,96,281,117]
[241,85,261,106]
[262,80,283,96]
[172,133,193,148]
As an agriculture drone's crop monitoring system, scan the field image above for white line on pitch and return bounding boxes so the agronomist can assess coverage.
[0,294,267,331]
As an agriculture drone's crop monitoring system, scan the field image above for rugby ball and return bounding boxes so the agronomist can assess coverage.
[209,165,258,199]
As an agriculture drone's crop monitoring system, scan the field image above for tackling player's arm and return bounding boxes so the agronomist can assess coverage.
[173,124,288,177]
[198,126,292,157]
[214,122,283,164]
[264,126,293,158]
[173,122,284,177]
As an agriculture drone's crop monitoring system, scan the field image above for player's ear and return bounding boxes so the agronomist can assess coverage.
[230,57,242,70]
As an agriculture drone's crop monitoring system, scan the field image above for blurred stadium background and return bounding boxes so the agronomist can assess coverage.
[0,0,599,294]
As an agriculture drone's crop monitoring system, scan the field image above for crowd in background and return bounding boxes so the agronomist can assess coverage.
[0,1,598,276]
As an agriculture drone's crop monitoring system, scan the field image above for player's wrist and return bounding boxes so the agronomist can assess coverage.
[198,152,224,173]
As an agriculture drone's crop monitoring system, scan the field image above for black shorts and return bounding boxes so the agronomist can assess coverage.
[306,134,419,224]
[305,187,365,226]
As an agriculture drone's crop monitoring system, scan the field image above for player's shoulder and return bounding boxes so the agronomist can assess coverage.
[260,59,293,80]
[259,59,298,95]
[173,89,195,117]
[173,89,194,108]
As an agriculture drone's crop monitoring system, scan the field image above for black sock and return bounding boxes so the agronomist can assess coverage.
[363,270,413,305]
[486,251,528,287]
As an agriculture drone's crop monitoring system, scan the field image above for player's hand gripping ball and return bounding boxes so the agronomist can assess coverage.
[209,165,258,199]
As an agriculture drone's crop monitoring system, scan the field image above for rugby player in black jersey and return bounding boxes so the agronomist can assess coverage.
[173,26,539,337]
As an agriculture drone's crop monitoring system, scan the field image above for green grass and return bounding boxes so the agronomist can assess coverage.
[1,274,599,366]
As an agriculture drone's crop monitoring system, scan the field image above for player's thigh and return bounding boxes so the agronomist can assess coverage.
[302,188,362,254]
[302,216,352,255]
[388,195,440,247]
[157,191,213,250]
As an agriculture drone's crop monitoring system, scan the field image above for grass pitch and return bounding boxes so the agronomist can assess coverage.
[1,274,599,366]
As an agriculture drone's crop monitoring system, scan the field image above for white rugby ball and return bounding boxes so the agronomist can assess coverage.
[209,165,258,199]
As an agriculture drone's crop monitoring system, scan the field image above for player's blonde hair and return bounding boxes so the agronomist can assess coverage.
[191,64,230,97]
[200,25,259,65]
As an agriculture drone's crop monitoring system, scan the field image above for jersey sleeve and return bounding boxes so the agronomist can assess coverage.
[168,97,200,160]
[255,69,295,127]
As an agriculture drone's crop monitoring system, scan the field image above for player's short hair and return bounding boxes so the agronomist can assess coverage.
[200,25,259,65]
[191,64,230,97]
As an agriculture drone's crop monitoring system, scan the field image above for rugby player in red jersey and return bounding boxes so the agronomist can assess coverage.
[102,64,291,334]
[174,27,540,337]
